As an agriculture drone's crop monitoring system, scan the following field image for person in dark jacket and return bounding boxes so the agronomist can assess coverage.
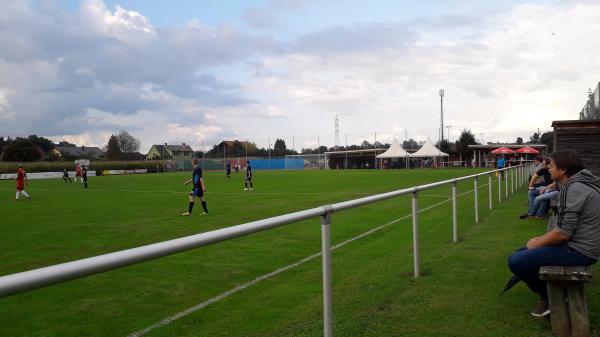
[507,150,600,317]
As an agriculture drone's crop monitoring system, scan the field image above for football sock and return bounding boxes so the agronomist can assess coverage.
[21,191,29,198]
[15,191,20,200]
[201,201,208,213]
[188,202,195,214]
[250,182,253,188]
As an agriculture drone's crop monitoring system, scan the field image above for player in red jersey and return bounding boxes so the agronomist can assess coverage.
[15,164,31,201]
[75,163,82,183]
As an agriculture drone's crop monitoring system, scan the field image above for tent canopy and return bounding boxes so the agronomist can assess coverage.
[411,138,449,157]
[376,139,410,158]
[490,147,515,155]
[515,146,540,154]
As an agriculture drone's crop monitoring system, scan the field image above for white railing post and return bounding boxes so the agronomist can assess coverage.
[498,171,502,203]
[505,168,509,198]
[511,167,514,194]
[488,173,493,210]
[452,181,458,243]
[474,177,479,224]
[411,190,420,277]
[321,209,333,337]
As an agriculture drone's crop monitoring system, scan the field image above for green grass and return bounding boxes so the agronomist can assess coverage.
[0,169,597,337]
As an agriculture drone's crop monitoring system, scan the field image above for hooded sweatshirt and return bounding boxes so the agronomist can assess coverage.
[551,169,600,260]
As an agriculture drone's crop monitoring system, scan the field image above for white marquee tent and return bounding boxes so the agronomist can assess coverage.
[410,138,449,157]
[376,139,410,158]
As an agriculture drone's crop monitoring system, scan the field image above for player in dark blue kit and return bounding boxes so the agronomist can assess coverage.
[182,158,208,216]
[244,161,253,191]
[226,162,231,179]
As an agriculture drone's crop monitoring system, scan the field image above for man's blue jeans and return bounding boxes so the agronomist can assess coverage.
[508,244,596,300]
[530,190,558,216]
[527,187,543,215]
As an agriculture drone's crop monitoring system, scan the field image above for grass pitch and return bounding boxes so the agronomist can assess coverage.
[0,169,597,337]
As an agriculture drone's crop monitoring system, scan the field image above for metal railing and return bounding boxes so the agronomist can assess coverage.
[0,164,533,337]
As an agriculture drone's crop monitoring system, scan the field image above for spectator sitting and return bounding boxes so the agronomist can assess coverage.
[527,156,545,186]
[508,149,600,317]
[520,179,559,220]
[520,158,553,219]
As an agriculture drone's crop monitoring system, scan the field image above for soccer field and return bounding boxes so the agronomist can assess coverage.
[0,168,596,337]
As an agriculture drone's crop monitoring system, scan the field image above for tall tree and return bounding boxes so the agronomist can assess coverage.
[0,136,6,157]
[1,138,43,162]
[456,129,478,160]
[360,140,372,149]
[402,138,419,150]
[516,137,524,145]
[540,131,554,153]
[273,139,287,156]
[436,139,452,154]
[528,132,541,144]
[27,135,55,154]
[105,135,122,159]
[117,131,141,153]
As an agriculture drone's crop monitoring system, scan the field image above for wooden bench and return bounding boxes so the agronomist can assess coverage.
[539,266,593,337]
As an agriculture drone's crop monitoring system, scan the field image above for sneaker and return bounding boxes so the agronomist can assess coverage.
[250,188,253,191]
[202,212,208,215]
[530,300,550,317]
[181,212,191,216]
[519,214,529,220]
[244,188,248,191]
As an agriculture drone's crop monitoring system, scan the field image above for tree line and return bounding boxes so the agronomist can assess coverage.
[0,131,142,162]
[0,130,554,162]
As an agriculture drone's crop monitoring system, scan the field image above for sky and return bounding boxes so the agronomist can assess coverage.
[1,0,599,153]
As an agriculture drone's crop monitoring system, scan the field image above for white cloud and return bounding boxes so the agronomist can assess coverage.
[1,0,600,153]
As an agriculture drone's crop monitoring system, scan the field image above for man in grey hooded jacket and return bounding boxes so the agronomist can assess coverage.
[508,149,600,317]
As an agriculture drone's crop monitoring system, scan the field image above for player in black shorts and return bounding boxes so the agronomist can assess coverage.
[182,158,208,216]
[244,161,253,191]
[62,167,72,183]
[82,165,88,189]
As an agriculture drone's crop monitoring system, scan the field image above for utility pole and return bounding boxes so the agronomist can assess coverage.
[440,89,445,143]
[334,115,340,149]
[317,135,321,169]
[201,139,205,170]
[268,137,271,170]
[345,133,348,169]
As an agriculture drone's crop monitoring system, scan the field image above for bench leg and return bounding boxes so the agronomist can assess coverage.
[547,281,571,337]
[566,283,591,337]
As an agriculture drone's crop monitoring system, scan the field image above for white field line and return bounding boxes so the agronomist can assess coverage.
[0,187,452,198]
[127,183,491,337]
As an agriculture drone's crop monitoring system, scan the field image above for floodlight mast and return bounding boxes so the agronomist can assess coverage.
[439,89,444,143]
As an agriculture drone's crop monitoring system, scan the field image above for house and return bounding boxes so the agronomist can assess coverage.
[146,143,194,160]
[217,140,257,156]
[55,145,105,159]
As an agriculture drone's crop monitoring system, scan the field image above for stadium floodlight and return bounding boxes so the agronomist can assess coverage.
[439,89,445,143]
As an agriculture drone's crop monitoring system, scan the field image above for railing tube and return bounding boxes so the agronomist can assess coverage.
[411,190,420,277]
[452,181,458,243]
[505,168,509,198]
[488,173,493,210]
[474,177,479,224]
[498,172,502,203]
[511,167,514,194]
[321,208,333,337]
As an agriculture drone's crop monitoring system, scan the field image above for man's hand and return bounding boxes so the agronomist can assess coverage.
[539,187,546,194]
[526,237,542,249]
